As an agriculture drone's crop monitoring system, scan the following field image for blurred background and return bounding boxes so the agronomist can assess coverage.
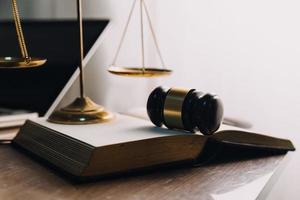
[1,0,299,199]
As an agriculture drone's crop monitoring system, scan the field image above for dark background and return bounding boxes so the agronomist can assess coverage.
[0,20,108,116]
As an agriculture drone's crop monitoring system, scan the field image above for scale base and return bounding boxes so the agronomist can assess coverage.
[48,97,114,125]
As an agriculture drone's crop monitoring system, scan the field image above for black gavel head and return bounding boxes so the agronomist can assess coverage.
[147,86,224,135]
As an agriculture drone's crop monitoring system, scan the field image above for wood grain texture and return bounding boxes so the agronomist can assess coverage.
[0,145,285,200]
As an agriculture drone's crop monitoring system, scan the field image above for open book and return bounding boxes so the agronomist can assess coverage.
[13,114,295,180]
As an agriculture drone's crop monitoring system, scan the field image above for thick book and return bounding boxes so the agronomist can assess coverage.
[12,114,295,180]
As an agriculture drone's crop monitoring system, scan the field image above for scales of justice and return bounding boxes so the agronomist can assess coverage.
[0,0,172,125]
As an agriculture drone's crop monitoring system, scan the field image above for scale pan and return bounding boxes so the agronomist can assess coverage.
[108,66,172,77]
[0,57,47,69]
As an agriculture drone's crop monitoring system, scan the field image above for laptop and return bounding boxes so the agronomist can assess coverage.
[0,20,110,129]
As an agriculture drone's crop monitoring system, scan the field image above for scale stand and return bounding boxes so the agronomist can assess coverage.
[48,0,114,125]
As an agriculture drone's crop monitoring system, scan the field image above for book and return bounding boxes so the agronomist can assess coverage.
[12,114,295,180]
[0,127,19,143]
[0,111,38,129]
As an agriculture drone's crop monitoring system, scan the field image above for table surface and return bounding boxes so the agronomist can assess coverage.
[0,127,288,200]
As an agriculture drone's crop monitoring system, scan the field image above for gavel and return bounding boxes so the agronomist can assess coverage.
[147,87,224,135]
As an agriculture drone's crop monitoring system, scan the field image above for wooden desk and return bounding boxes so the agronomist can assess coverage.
[0,143,287,200]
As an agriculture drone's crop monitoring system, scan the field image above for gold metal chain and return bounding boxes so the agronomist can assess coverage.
[11,0,30,62]
[142,0,166,68]
[112,0,166,69]
[112,0,138,66]
[140,0,145,72]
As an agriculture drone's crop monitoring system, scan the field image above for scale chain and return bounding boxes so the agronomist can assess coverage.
[11,0,30,62]
[112,0,138,66]
[112,0,166,70]
[140,0,145,73]
[142,0,166,68]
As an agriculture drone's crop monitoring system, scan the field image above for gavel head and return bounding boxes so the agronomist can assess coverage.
[147,86,224,135]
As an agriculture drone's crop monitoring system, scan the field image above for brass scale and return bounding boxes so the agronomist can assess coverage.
[0,0,172,125]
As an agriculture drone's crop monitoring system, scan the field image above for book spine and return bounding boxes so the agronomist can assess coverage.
[13,120,94,176]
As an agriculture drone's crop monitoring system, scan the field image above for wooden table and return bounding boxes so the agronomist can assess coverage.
[0,138,288,200]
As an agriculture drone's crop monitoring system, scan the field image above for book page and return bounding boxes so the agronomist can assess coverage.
[123,107,252,134]
[0,112,38,128]
[33,114,192,147]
